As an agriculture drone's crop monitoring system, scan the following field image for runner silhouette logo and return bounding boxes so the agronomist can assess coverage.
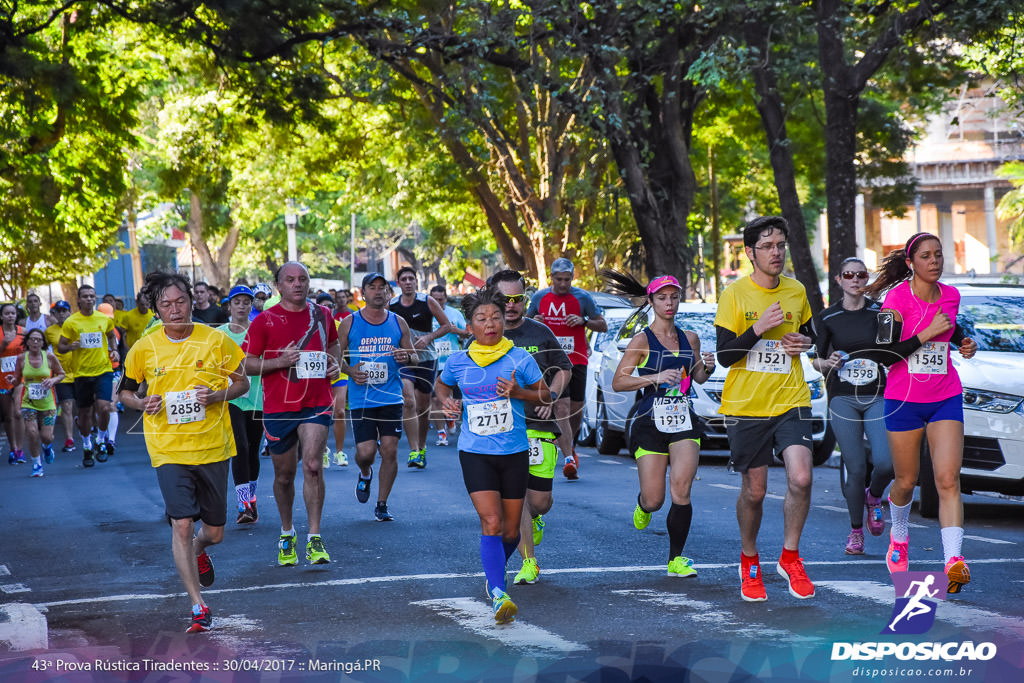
[882,571,945,635]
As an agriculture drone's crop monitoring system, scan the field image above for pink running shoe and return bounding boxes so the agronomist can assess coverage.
[886,534,909,573]
[864,488,886,536]
[845,528,864,555]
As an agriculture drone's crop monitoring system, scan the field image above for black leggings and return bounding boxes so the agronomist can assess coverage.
[229,405,263,486]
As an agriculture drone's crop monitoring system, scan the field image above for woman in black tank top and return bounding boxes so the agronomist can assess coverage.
[607,272,715,578]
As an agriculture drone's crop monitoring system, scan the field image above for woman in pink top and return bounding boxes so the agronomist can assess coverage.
[863,233,977,593]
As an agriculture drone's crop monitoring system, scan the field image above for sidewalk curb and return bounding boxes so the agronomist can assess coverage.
[0,603,48,651]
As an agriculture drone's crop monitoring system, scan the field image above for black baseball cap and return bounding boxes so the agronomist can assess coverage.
[362,272,387,289]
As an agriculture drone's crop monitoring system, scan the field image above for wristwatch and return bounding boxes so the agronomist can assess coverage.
[549,390,558,403]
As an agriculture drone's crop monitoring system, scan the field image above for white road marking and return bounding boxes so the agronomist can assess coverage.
[964,534,1014,545]
[36,558,1024,609]
[614,590,818,642]
[412,598,586,653]
[818,580,1024,634]
[0,603,48,651]
[0,565,10,577]
[709,483,739,491]
[1,583,31,594]
[908,522,929,528]
[816,505,848,513]
[601,459,624,466]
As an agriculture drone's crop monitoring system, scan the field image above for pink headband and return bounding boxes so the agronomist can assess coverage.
[905,233,935,255]
[647,275,682,295]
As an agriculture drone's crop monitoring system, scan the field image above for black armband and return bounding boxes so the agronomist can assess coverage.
[119,376,140,393]
[861,318,924,365]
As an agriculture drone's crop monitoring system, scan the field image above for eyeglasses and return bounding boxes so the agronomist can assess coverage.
[841,271,869,280]
[754,242,787,253]
[504,294,527,303]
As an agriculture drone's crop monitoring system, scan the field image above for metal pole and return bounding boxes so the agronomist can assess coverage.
[350,213,356,289]
[285,200,298,262]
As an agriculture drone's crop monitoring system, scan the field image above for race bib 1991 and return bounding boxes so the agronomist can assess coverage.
[296,351,327,379]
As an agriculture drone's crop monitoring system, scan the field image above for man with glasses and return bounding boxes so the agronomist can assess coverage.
[714,216,817,603]
[527,258,606,480]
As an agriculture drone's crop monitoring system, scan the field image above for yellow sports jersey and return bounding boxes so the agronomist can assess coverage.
[122,308,154,348]
[714,275,812,417]
[113,309,127,329]
[45,324,74,382]
[61,312,114,379]
[123,324,245,467]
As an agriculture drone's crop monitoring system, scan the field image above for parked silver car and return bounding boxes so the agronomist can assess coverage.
[581,303,832,461]
[916,283,1024,517]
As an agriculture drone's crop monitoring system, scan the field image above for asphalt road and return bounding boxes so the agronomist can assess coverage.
[1,413,1023,682]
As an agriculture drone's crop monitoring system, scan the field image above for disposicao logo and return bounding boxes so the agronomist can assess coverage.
[831,571,997,663]
[883,571,945,635]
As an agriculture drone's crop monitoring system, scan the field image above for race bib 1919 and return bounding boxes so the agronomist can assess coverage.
[653,396,692,433]
[745,339,791,374]
[165,389,206,425]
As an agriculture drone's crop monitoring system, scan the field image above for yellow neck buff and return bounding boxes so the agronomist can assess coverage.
[468,336,514,367]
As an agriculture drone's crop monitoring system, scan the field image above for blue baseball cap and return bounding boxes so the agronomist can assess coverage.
[228,285,254,301]
[362,272,387,289]
[51,300,71,311]
[253,283,272,297]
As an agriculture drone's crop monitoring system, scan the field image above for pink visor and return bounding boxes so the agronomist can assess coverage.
[647,275,681,295]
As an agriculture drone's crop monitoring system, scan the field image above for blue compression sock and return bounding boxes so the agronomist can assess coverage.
[480,534,507,596]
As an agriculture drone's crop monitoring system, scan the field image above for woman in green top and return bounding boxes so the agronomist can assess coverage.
[14,328,66,477]
[218,285,265,523]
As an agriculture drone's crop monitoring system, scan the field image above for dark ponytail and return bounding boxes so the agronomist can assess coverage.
[862,233,940,298]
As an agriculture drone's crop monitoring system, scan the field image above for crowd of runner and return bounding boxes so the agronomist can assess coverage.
[0,216,976,631]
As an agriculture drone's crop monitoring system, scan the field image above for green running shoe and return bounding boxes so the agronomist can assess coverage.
[514,557,539,585]
[667,556,698,578]
[531,515,545,546]
[278,533,298,566]
[407,450,426,469]
[322,447,332,469]
[306,536,331,564]
[492,590,518,624]
[633,503,651,530]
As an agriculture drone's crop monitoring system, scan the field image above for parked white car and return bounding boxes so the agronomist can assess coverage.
[581,303,832,462]
[917,283,1024,517]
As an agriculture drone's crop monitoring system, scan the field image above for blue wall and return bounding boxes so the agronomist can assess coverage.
[91,232,178,300]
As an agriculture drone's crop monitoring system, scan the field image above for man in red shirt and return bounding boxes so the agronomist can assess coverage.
[243,262,341,567]
[527,258,607,479]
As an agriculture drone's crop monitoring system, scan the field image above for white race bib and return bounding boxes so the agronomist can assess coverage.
[653,396,692,433]
[838,358,879,386]
[745,339,792,374]
[0,356,15,373]
[296,351,328,379]
[528,438,545,465]
[434,339,454,357]
[362,361,388,385]
[165,389,206,425]
[556,336,575,354]
[79,332,103,349]
[467,399,514,436]
[909,342,948,375]
[28,383,48,401]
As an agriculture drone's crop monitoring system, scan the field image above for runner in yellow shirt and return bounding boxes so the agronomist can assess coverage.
[122,291,155,349]
[45,301,77,453]
[119,271,248,634]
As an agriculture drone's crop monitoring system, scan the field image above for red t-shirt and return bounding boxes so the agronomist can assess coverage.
[333,309,352,322]
[242,303,339,414]
[527,288,601,365]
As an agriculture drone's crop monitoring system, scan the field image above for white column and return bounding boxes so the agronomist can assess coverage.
[939,206,955,274]
[984,184,998,274]
[855,193,867,261]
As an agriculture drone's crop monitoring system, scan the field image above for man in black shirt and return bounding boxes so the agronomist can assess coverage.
[192,281,229,326]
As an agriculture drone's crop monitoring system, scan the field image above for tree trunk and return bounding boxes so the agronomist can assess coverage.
[185,191,239,291]
[820,87,861,306]
[748,32,825,314]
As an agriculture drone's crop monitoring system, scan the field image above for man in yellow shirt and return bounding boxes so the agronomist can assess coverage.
[714,216,816,603]
[44,301,76,453]
[58,285,118,466]
[122,291,155,349]
[120,271,248,634]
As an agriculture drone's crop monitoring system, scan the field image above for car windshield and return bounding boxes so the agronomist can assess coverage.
[673,312,717,350]
[959,295,1024,353]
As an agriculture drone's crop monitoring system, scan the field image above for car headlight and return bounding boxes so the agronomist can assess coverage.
[962,388,1023,414]
[807,379,825,400]
[704,384,724,403]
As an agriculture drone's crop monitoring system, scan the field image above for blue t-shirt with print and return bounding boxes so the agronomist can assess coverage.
[439,346,544,455]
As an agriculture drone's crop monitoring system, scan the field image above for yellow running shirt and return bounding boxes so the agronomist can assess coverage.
[122,308,155,349]
[714,275,812,417]
[123,324,245,467]
[45,323,75,382]
[60,312,114,379]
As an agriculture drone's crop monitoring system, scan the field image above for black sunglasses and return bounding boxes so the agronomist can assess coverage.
[841,271,869,280]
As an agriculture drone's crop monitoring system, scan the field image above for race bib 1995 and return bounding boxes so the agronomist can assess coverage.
[79,332,103,349]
